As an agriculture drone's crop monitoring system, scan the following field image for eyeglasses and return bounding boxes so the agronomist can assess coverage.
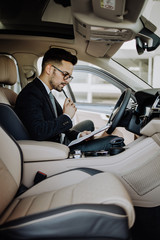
[51,65,73,82]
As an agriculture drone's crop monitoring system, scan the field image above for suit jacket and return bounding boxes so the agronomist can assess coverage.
[15,78,79,142]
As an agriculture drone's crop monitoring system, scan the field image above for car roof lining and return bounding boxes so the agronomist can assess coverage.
[0,0,147,40]
[0,0,74,39]
[0,0,158,59]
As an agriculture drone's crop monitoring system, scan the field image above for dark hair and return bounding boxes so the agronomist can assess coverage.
[42,48,77,70]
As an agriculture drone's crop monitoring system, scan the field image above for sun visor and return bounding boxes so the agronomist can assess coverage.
[92,0,126,22]
[71,0,147,57]
[92,0,146,23]
[74,17,135,43]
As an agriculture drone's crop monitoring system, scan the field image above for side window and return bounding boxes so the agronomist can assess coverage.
[37,58,121,109]
[70,63,122,128]
[71,65,121,106]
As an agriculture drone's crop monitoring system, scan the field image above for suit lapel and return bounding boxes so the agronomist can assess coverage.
[34,78,62,117]
[54,97,63,115]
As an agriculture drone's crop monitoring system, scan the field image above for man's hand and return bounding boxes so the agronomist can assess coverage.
[79,130,94,141]
[63,98,77,119]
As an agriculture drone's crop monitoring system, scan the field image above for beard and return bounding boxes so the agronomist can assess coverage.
[51,82,66,92]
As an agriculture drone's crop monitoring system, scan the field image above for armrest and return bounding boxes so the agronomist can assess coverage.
[17,140,70,162]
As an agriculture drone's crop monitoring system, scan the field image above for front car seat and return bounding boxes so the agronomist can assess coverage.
[0,126,135,240]
[0,55,31,140]
[0,55,17,106]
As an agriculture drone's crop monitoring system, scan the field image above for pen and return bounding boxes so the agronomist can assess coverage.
[62,89,68,98]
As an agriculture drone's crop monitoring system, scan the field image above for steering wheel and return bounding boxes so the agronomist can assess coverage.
[107,88,132,134]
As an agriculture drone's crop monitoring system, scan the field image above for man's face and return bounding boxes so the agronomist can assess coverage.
[48,60,74,91]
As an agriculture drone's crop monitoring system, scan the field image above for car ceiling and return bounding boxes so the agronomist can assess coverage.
[0,0,74,39]
[0,0,157,59]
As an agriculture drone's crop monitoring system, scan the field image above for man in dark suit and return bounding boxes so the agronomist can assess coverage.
[15,48,123,152]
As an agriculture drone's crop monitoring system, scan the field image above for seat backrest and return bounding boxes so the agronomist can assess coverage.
[0,55,18,106]
[0,103,30,140]
[0,126,22,215]
[0,56,30,140]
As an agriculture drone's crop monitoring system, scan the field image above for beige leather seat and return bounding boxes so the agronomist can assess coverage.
[0,55,17,106]
[0,126,135,239]
[0,55,31,140]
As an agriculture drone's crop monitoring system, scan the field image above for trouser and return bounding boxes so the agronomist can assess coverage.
[65,120,124,153]
[64,119,94,146]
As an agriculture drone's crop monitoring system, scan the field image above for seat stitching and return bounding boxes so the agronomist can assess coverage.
[48,192,56,210]
[4,196,36,222]
[5,199,20,222]
[24,196,37,216]
[71,184,77,205]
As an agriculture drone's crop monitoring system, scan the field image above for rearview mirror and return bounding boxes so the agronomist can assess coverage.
[136,27,160,55]
[136,37,145,55]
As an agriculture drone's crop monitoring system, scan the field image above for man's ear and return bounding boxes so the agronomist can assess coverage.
[46,64,53,75]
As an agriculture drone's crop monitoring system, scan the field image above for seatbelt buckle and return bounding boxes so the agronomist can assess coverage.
[34,171,47,185]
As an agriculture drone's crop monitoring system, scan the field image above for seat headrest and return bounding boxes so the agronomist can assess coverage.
[0,55,17,85]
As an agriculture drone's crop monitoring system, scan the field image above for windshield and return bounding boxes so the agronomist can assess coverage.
[113,0,160,89]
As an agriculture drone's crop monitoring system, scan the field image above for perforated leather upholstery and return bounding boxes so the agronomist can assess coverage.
[0,126,135,240]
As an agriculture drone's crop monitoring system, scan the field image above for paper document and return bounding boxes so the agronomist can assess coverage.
[68,123,111,147]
